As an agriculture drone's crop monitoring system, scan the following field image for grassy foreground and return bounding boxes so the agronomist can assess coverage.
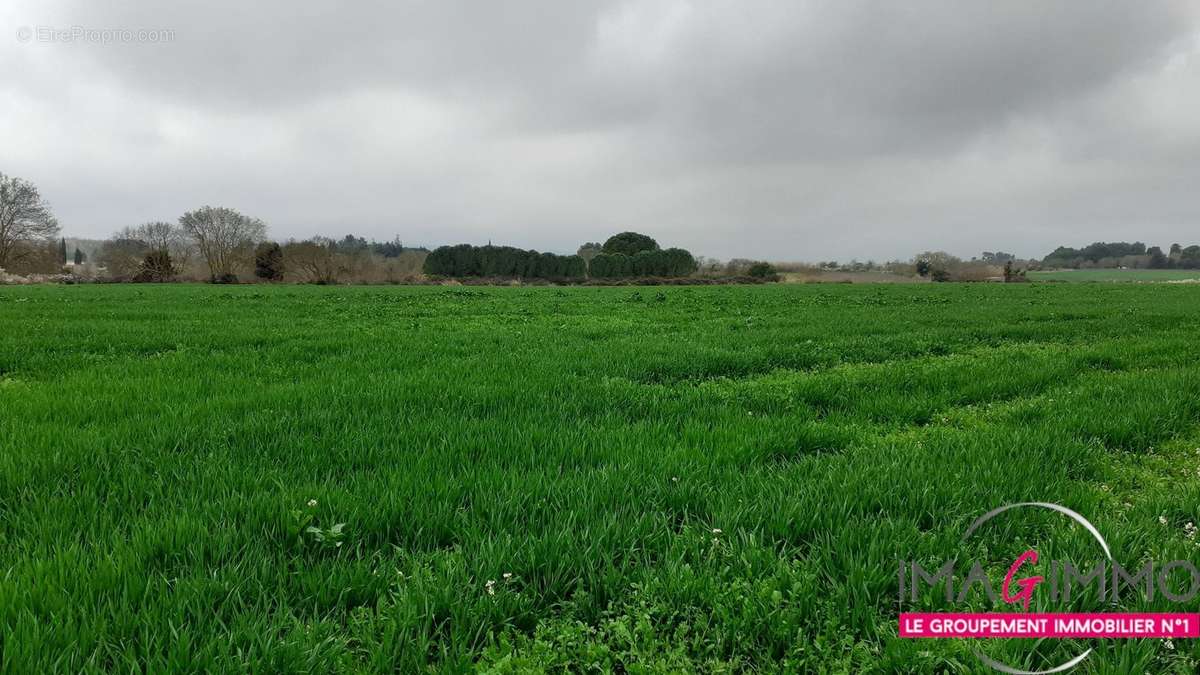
[2,284,1199,673]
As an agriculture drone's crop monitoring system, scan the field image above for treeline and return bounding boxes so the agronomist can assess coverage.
[90,213,429,284]
[253,237,428,285]
[423,245,587,279]
[423,231,700,280]
[0,171,769,285]
[1043,241,1200,269]
[588,248,699,277]
[319,235,425,259]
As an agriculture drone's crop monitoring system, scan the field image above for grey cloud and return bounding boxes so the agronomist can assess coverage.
[2,0,1200,260]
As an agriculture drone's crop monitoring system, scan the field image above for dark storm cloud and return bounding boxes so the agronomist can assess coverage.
[3,0,1199,260]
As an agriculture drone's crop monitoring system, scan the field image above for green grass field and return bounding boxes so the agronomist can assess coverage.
[2,284,1199,672]
[1028,268,1200,283]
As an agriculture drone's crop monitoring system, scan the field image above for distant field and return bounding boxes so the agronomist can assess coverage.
[2,284,1199,672]
[780,270,923,283]
[1028,268,1200,282]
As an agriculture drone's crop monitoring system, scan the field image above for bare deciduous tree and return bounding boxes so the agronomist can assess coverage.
[0,173,59,269]
[283,238,343,284]
[98,238,151,280]
[118,221,192,271]
[179,206,266,282]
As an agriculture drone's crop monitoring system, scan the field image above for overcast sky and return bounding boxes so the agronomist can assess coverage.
[3,1,1199,261]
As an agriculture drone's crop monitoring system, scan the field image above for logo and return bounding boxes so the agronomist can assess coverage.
[898,502,1199,673]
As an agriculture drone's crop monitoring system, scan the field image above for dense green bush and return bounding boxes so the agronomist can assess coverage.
[254,242,284,281]
[133,250,176,283]
[590,248,698,278]
[588,252,629,278]
[425,234,693,280]
[424,244,585,279]
[747,262,777,278]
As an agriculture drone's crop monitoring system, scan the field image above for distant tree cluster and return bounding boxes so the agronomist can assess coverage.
[96,221,194,282]
[424,244,586,279]
[1002,260,1027,283]
[913,251,961,281]
[585,232,698,278]
[423,232,699,281]
[1043,241,1200,269]
[328,234,424,259]
[267,237,427,284]
[588,248,698,277]
[1171,244,1200,269]
[0,171,442,283]
[908,250,1031,282]
[746,261,778,279]
[979,251,1015,263]
[1043,242,1147,268]
[368,236,418,258]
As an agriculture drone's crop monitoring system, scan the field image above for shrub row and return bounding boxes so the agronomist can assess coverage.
[424,244,586,279]
[589,249,698,278]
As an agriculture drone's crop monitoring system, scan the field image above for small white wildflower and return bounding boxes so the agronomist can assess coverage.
[1159,515,1169,526]
[1100,484,1110,492]
[671,476,679,482]
[502,572,513,581]
[1164,638,1175,651]
[712,528,722,535]
[1185,522,1197,540]
[485,579,496,596]
[307,499,318,508]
